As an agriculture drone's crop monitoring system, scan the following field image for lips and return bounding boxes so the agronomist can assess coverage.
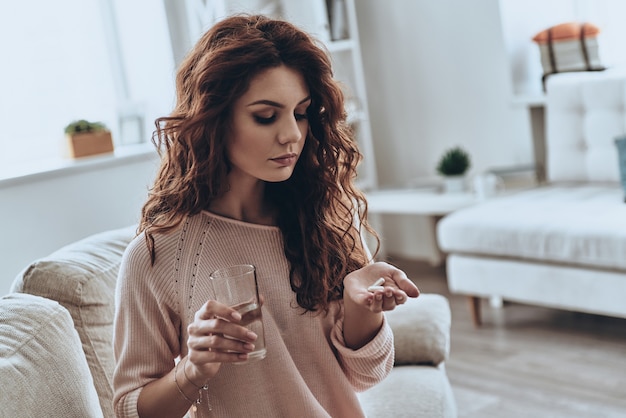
[271,153,298,166]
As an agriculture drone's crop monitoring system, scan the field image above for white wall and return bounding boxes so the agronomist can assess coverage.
[356,0,532,186]
[354,0,533,260]
[0,0,537,284]
[0,154,158,295]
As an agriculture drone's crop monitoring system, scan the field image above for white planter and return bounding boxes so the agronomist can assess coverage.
[443,176,466,193]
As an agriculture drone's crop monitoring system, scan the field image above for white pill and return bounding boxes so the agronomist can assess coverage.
[371,277,385,287]
[367,285,385,292]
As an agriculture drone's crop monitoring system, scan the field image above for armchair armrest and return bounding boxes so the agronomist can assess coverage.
[10,225,136,418]
[384,294,451,366]
[0,293,103,416]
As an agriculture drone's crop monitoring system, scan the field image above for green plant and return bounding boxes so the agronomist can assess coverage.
[64,119,108,135]
[436,146,471,176]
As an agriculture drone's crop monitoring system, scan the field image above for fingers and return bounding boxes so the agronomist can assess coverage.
[188,318,257,344]
[196,300,242,322]
[367,285,408,312]
[387,268,420,298]
[365,264,419,299]
[188,331,256,360]
[194,300,258,337]
[188,300,258,362]
[359,262,419,298]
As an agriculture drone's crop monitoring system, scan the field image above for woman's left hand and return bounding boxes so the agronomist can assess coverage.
[343,261,420,313]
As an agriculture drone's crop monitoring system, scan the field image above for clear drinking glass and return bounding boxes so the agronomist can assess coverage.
[209,264,266,363]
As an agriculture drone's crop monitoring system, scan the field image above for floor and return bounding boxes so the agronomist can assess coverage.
[391,257,626,418]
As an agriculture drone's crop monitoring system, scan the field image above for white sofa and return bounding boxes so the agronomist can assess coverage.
[0,226,456,417]
[437,70,626,325]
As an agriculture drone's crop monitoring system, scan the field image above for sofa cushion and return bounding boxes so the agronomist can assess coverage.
[546,70,626,183]
[385,294,450,366]
[0,293,103,417]
[358,366,457,418]
[10,225,136,417]
[437,185,626,269]
[532,23,603,77]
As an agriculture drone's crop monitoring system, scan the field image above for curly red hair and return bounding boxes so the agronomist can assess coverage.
[140,14,378,312]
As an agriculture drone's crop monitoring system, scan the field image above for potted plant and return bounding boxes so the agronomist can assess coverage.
[436,146,471,193]
[64,119,114,158]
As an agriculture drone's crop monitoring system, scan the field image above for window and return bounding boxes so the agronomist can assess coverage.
[0,0,176,170]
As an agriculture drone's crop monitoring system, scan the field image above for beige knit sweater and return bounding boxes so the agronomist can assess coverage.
[113,211,394,418]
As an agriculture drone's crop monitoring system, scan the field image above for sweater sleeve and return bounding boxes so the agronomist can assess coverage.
[112,234,182,417]
[329,312,394,392]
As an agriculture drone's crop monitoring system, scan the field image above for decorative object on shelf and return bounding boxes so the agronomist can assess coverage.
[64,119,114,158]
[532,22,605,90]
[117,102,146,145]
[615,136,626,202]
[436,146,471,193]
[327,0,348,41]
[472,172,504,200]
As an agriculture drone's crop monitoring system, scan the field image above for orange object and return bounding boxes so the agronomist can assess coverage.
[532,22,605,89]
[532,22,600,44]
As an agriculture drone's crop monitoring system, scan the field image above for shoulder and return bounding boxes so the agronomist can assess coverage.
[117,227,185,307]
[123,213,216,266]
[121,222,192,276]
[121,232,151,271]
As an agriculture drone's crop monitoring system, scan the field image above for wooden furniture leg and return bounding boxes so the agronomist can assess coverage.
[468,296,481,327]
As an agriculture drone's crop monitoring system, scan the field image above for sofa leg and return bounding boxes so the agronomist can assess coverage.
[468,296,481,327]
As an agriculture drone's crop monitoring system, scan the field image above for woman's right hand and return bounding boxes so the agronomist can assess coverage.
[184,300,258,385]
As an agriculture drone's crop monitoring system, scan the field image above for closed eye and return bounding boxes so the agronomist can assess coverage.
[254,114,277,125]
[295,112,308,121]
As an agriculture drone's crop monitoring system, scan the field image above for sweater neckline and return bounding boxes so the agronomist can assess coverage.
[200,210,281,231]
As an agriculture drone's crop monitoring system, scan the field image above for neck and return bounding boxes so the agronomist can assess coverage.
[208,178,275,226]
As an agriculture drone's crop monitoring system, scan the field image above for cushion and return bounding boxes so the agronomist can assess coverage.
[384,294,450,366]
[437,185,626,269]
[532,22,600,44]
[358,366,457,418]
[546,71,626,183]
[532,22,604,76]
[446,254,626,318]
[0,293,103,417]
[10,225,136,417]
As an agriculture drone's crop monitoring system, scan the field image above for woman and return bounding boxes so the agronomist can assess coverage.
[113,14,419,418]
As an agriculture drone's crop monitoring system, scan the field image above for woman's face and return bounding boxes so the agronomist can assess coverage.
[227,65,311,184]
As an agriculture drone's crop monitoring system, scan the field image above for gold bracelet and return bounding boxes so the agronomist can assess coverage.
[174,360,199,405]
[174,358,211,412]
[182,357,208,390]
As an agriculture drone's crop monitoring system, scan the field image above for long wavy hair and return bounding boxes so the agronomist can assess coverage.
[140,14,379,312]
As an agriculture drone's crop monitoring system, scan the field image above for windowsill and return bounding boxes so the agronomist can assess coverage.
[511,94,546,108]
[0,143,159,189]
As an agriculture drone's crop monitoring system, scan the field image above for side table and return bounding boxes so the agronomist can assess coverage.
[364,188,478,265]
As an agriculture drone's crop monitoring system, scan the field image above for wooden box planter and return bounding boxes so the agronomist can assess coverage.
[66,130,114,158]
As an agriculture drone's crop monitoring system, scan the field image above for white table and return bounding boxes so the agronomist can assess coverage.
[364,188,479,265]
[365,188,478,216]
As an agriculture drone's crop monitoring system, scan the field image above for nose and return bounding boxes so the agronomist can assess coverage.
[277,116,304,145]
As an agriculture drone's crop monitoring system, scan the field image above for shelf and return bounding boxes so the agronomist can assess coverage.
[326,39,355,53]
[0,143,157,189]
[511,94,546,108]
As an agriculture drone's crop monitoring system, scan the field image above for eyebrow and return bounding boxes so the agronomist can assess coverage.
[247,96,311,108]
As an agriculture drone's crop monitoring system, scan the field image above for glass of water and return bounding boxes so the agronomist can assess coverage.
[209,264,266,363]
